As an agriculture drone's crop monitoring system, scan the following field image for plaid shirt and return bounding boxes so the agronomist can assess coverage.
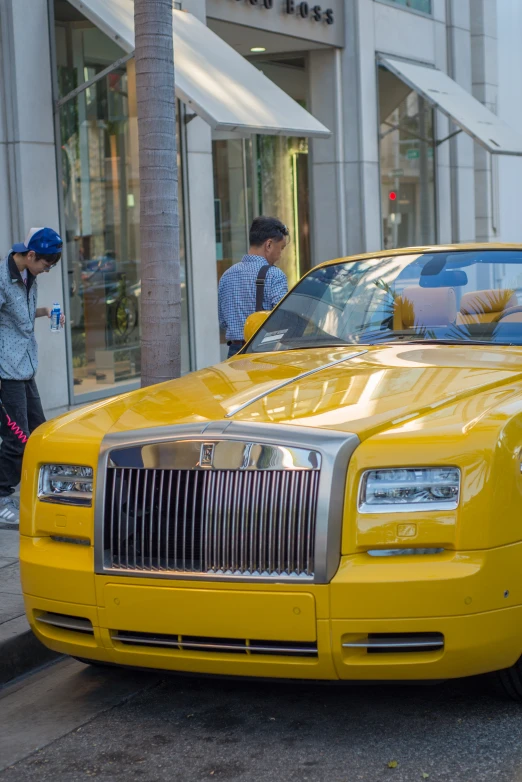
[218,255,288,341]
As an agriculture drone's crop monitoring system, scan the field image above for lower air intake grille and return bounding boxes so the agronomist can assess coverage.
[103,467,319,578]
[113,630,318,657]
[343,633,444,653]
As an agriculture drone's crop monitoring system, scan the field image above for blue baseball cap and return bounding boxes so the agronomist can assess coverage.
[12,227,63,255]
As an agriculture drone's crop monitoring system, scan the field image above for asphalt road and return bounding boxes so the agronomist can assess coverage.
[1,659,522,781]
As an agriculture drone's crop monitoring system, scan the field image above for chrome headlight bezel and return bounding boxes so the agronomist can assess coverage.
[358,467,461,514]
[38,464,94,507]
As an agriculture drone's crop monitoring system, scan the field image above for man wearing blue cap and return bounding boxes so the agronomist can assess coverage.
[0,227,65,527]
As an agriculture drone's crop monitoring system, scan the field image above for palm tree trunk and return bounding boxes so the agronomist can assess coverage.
[134,0,180,386]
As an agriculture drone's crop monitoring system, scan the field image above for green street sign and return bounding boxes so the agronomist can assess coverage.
[406,148,420,160]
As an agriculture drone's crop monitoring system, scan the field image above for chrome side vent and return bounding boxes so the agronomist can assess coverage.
[343,633,444,653]
[367,549,445,557]
[36,612,94,635]
[112,630,318,657]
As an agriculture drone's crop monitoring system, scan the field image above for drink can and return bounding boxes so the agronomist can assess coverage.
[50,303,61,333]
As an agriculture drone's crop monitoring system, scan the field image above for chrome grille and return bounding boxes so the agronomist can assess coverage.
[103,467,320,578]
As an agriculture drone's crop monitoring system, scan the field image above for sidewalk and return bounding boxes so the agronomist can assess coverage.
[0,527,59,684]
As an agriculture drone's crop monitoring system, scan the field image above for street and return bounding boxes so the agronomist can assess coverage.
[1,659,522,781]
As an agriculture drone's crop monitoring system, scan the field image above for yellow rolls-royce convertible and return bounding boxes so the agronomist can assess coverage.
[21,244,522,698]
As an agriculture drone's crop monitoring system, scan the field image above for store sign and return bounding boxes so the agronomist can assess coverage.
[207,0,343,47]
[231,0,334,25]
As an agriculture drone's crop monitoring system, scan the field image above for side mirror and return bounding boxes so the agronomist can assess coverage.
[244,310,271,343]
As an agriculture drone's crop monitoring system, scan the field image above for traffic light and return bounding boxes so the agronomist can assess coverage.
[389,191,397,201]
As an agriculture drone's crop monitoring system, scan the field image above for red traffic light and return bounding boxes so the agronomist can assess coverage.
[389,191,397,201]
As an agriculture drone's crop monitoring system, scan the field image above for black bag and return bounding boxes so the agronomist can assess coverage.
[255,265,270,311]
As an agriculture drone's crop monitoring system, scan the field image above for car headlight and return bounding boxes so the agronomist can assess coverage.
[38,464,94,506]
[359,467,460,513]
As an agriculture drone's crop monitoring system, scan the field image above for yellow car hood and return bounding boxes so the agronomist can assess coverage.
[41,344,522,444]
[94,344,522,441]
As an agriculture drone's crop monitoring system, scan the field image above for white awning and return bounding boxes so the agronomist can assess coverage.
[69,0,330,138]
[380,55,522,156]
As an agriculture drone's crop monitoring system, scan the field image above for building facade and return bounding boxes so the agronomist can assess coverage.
[0,0,515,416]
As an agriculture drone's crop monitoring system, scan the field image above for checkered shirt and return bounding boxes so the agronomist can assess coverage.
[218,255,288,341]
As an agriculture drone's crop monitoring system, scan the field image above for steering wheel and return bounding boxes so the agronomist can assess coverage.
[493,306,522,323]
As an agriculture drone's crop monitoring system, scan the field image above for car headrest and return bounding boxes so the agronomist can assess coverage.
[400,286,457,328]
[460,289,517,316]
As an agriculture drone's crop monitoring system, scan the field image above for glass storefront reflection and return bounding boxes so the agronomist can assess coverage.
[55,9,190,396]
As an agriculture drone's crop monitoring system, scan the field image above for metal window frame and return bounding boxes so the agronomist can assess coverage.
[48,8,139,404]
[55,51,135,111]
[47,0,195,399]
[93,421,359,584]
[48,0,75,406]
[177,101,196,374]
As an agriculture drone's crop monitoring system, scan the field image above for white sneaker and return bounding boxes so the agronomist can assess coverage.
[0,497,19,528]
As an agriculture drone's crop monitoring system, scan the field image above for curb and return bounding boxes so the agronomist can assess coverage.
[0,615,61,685]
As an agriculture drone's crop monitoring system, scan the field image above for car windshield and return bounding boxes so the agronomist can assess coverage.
[246,250,522,353]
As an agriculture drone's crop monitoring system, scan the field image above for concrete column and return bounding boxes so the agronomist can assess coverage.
[433,0,452,243]
[470,0,498,242]
[0,0,69,416]
[446,0,476,243]
[0,2,14,244]
[309,49,345,264]
[180,0,220,370]
[309,0,380,262]
[184,114,221,369]
[343,0,381,255]
[496,0,522,243]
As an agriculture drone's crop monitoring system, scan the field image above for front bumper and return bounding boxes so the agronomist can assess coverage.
[21,536,522,681]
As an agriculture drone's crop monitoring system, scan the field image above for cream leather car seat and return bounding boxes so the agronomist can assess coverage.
[394,286,457,330]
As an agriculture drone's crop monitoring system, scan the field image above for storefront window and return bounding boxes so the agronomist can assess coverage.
[212,133,310,354]
[380,0,432,13]
[257,136,311,288]
[379,66,436,249]
[55,4,190,397]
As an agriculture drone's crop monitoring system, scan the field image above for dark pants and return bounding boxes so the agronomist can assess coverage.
[227,342,245,358]
[0,378,45,496]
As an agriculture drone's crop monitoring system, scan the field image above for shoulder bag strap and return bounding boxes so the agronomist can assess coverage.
[255,264,270,312]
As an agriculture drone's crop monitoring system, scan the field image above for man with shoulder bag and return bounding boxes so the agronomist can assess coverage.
[218,216,289,358]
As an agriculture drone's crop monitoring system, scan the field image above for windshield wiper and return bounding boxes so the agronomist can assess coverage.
[270,337,351,351]
[260,334,518,351]
[352,331,409,344]
[407,338,507,346]
[355,334,508,347]
[282,343,352,351]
